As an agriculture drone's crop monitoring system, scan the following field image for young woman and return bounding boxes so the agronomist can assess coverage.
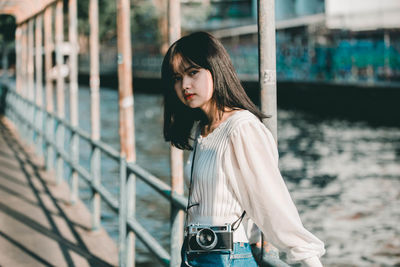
[162,32,325,267]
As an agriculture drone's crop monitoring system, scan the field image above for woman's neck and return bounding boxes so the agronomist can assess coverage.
[200,104,238,137]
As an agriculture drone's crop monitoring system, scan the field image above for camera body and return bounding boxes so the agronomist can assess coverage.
[186,223,233,253]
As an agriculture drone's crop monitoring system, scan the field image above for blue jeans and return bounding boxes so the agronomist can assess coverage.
[181,242,258,267]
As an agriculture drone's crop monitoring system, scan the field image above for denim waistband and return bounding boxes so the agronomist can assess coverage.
[231,242,253,258]
[181,241,257,266]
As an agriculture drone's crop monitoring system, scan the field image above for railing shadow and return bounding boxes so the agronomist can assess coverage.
[0,230,54,266]
[0,120,115,267]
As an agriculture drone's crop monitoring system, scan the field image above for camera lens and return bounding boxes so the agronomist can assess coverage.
[196,228,217,250]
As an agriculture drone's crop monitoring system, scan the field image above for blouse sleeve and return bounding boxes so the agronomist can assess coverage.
[223,120,325,266]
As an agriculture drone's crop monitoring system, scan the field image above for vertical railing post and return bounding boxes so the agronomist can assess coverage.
[89,0,102,230]
[167,1,184,267]
[44,6,54,171]
[258,0,277,141]
[69,0,80,204]
[258,1,289,266]
[15,26,22,95]
[55,0,65,184]
[28,19,35,144]
[21,23,28,138]
[116,0,136,265]
[35,14,44,157]
[21,23,27,99]
[17,24,23,134]
[24,22,31,139]
[14,26,22,135]
[118,156,127,267]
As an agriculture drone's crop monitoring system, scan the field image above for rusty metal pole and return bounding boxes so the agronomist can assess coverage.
[89,0,102,231]
[116,0,136,266]
[69,0,79,204]
[35,14,44,157]
[44,6,54,171]
[55,0,65,184]
[167,1,183,267]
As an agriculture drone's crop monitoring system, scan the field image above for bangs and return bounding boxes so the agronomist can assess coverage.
[169,52,201,75]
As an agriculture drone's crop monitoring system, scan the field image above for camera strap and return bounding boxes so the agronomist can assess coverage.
[185,139,199,229]
[231,211,246,231]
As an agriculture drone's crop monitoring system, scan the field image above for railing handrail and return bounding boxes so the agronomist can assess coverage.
[2,81,187,266]
[10,88,188,210]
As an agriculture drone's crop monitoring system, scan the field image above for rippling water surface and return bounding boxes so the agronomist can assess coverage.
[75,86,400,267]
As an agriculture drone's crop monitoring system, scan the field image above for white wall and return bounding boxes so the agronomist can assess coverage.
[326,0,400,30]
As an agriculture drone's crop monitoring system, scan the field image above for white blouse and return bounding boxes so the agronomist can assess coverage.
[184,110,325,266]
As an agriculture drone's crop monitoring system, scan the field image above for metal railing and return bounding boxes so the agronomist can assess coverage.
[2,82,187,266]
[1,0,285,265]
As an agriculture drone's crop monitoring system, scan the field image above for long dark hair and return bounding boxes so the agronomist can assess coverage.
[162,31,267,150]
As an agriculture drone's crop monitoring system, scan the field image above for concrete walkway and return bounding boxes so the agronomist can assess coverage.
[0,116,119,267]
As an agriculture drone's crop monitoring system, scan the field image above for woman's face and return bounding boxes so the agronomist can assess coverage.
[172,57,214,113]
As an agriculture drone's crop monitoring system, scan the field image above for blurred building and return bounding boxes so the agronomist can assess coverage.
[325,0,399,31]
[181,0,400,84]
[76,0,399,85]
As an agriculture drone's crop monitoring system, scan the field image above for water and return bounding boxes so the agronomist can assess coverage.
[75,86,400,267]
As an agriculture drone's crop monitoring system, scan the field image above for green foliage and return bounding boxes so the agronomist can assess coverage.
[77,0,117,42]
[0,15,16,43]
[76,0,161,47]
[131,0,160,48]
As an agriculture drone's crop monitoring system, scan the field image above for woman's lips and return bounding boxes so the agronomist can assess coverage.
[184,93,195,100]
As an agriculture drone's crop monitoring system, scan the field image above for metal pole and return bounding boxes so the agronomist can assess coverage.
[167,1,183,267]
[258,0,277,141]
[24,25,29,138]
[118,156,127,266]
[28,19,35,145]
[25,22,31,139]
[258,1,287,266]
[69,0,80,204]
[22,23,29,139]
[116,0,136,266]
[28,20,35,104]
[55,0,65,184]
[15,26,22,94]
[17,24,25,138]
[89,0,102,231]
[44,6,54,171]
[35,14,44,157]
[21,23,27,99]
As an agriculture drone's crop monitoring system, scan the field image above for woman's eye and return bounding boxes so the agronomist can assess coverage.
[189,70,198,76]
[173,76,182,82]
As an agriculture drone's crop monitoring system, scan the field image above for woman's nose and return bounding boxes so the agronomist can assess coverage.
[182,76,191,90]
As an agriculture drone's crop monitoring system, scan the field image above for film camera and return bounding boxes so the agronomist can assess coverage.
[186,223,233,253]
